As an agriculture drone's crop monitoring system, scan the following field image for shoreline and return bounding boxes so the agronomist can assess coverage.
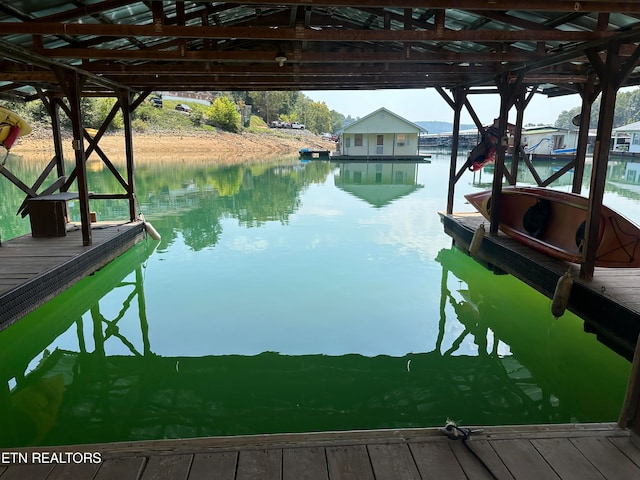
[10,128,336,165]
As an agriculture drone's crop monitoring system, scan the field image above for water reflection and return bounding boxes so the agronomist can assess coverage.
[334,162,423,207]
[0,241,156,447]
[138,161,332,252]
[0,154,634,448]
[0,240,629,447]
[435,246,629,425]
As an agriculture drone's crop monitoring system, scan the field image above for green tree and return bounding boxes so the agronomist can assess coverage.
[330,110,344,133]
[554,87,640,130]
[207,96,241,132]
[247,91,298,124]
[293,99,331,133]
[554,107,582,129]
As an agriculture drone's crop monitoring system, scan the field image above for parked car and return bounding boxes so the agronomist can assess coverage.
[149,96,163,108]
[291,122,305,129]
[271,120,283,128]
[175,103,192,114]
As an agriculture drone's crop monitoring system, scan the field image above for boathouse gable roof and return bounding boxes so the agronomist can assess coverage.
[522,126,576,135]
[613,121,640,132]
[341,108,425,135]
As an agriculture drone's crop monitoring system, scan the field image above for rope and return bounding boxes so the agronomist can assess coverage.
[440,421,499,480]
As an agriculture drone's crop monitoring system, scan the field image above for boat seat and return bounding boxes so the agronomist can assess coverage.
[523,199,551,238]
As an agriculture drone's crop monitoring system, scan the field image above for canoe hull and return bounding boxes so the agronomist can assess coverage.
[465,187,640,268]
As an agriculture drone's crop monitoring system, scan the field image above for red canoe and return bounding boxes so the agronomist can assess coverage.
[464,187,640,267]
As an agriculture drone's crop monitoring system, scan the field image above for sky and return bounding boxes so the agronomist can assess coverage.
[303,88,583,127]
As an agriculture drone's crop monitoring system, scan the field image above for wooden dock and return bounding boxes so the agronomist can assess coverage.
[330,155,431,162]
[0,423,638,479]
[440,212,640,360]
[299,149,331,159]
[0,221,146,331]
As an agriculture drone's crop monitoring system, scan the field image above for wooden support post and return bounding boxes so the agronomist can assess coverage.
[581,45,620,280]
[445,87,465,215]
[50,96,66,179]
[489,74,513,235]
[35,90,66,179]
[65,72,92,246]
[619,334,640,435]
[511,87,535,185]
[572,74,598,195]
[119,90,137,221]
[581,42,640,279]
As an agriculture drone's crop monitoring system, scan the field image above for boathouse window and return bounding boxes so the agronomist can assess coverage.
[355,134,363,146]
[345,137,351,148]
[396,134,406,146]
[633,133,640,146]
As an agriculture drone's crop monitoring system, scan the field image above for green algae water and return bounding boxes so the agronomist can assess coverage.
[0,151,635,447]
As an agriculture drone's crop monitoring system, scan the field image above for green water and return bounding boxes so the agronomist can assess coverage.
[0,151,636,447]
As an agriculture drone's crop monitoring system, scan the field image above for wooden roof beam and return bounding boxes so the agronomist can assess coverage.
[190,1,640,13]
[0,22,618,43]
[0,39,130,92]
[34,47,545,63]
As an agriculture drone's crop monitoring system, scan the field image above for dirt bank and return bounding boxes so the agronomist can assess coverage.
[10,127,337,165]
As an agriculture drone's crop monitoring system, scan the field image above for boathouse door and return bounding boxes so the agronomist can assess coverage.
[376,135,384,155]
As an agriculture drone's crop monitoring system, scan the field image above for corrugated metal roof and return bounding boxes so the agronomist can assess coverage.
[0,1,640,99]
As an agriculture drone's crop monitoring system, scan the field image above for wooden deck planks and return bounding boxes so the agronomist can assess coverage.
[47,462,102,480]
[236,449,282,480]
[283,447,328,480]
[326,445,375,480]
[409,441,468,479]
[1,424,639,480]
[490,438,561,480]
[0,463,53,480]
[93,457,146,480]
[570,436,640,479]
[188,452,237,479]
[449,439,514,480]
[141,454,192,480]
[530,438,606,480]
[0,221,145,330]
[367,443,421,480]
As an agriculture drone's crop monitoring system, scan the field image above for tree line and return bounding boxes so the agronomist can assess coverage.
[554,88,640,130]
[2,91,354,136]
[10,86,640,136]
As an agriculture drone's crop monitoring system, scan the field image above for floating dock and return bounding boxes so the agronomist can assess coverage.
[330,154,431,162]
[0,423,638,479]
[0,221,146,331]
[299,148,331,159]
[440,211,640,360]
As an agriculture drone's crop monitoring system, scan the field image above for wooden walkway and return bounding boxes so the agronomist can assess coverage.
[0,221,145,331]
[440,212,640,360]
[0,423,638,479]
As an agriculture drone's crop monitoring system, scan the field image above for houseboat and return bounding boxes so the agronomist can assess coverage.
[333,108,429,162]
